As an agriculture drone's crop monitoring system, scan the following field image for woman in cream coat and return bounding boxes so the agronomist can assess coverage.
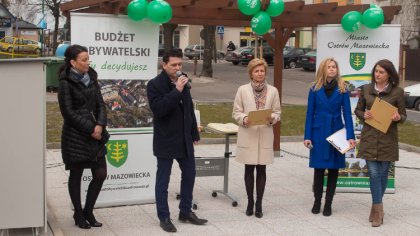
[233,58,281,218]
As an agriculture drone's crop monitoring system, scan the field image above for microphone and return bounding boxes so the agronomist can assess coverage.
[176,71,191,89]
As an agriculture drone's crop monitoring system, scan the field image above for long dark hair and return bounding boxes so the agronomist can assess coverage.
[371,59,399,87]
[58,44,88,75]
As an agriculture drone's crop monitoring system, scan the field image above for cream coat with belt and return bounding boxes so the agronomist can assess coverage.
[233,83,281,165]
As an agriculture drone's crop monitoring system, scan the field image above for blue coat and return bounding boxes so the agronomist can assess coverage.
[147,70,200,159]
[304,86,355,169]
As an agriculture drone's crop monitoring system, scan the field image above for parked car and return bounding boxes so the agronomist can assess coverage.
[240,46,274,65]
[158,44,182,57]
[183,44,224,60]
[297,49,317,71]
[404,83,420,110]
[225,47,251,65]
[283,48,310,69]
[0,36,40,54]
[184,44,203,59]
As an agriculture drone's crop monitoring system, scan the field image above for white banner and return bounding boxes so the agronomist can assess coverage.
[71,13,158,80]
[82,133,156,207]
[71,13,158,206]
[317,24,401,192]
[317,24,400,76]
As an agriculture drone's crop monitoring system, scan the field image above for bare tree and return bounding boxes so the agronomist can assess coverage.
[1,0,10,7]
[44,0,62,53]
[162,23,177,50]
[200,25,215,77]
[389,0,420,44]
[9,0,37,22]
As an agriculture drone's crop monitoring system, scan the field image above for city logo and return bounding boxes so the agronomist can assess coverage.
[350,53,366,71]
[106,140,128,168]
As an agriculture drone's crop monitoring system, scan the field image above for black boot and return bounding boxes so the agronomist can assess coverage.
[323,200,332,216]
[246,199,254,216]
[323,169,338,217]
[73,211,90,229]
[312,169,325,214]
[83,210,102,227]
[255,200,263,218]
[311,198,321,214]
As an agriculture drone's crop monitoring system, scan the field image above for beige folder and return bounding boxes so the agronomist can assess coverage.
[248,108,272,126]
[365,97,397,134]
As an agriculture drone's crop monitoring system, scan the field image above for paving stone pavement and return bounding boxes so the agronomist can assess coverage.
[5,142,418,236]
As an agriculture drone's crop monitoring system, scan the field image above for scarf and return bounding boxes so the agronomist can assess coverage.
[324,78,337,98]
[251,80,267,110]
[70,67,91,87]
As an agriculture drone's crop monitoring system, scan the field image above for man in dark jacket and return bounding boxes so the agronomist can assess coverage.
[147,49,207,233]
[227,41,236,52]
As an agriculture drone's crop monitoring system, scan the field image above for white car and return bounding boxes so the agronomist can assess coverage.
[404,83,420,110]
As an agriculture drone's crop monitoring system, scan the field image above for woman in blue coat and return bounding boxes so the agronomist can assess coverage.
[303,58,356,216]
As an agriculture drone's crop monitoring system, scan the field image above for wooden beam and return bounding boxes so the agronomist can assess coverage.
[188,0,231,8]
[166,0,194,7]
[383,6,402,23]
[60,0,108,12]
[284,0,305,13]
[332,4,371,14]
[170,18,250,27]
[300,2,337,14]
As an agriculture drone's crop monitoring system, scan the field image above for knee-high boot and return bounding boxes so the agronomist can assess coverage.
[312,169,324,214]
[323,169,338,216]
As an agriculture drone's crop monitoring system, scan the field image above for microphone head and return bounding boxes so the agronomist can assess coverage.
[176,71,183,78]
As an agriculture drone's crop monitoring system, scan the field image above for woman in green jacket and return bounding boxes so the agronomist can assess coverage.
[354,59,406,227]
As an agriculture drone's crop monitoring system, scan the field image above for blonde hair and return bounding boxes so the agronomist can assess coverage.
[247,58,268,79]
[313,58,346,93]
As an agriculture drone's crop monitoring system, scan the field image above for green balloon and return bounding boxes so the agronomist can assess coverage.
[238,0,261,16]
[341,11,362,32]
[362,7,384,29]
[147,0,173,24]
[266,0,285,17]
[127,0,148,21]
[251,11,272,35]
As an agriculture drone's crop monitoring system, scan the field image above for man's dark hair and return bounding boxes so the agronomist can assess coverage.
[162,49,183,63]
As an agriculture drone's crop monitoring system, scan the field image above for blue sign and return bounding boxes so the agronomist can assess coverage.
[216,26,224,35]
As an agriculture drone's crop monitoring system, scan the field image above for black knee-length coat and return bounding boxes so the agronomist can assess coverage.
[58,67,108,167]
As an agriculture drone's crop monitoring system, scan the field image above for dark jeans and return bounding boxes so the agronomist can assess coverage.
[366,160,391,204]
[155,156,196,221]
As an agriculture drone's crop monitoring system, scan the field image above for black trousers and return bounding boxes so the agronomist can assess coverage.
[155,156,196,221]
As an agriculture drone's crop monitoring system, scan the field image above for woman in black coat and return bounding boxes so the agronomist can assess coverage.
[58,44,109,229]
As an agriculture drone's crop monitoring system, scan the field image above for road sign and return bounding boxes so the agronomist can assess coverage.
[216,26,224,35]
